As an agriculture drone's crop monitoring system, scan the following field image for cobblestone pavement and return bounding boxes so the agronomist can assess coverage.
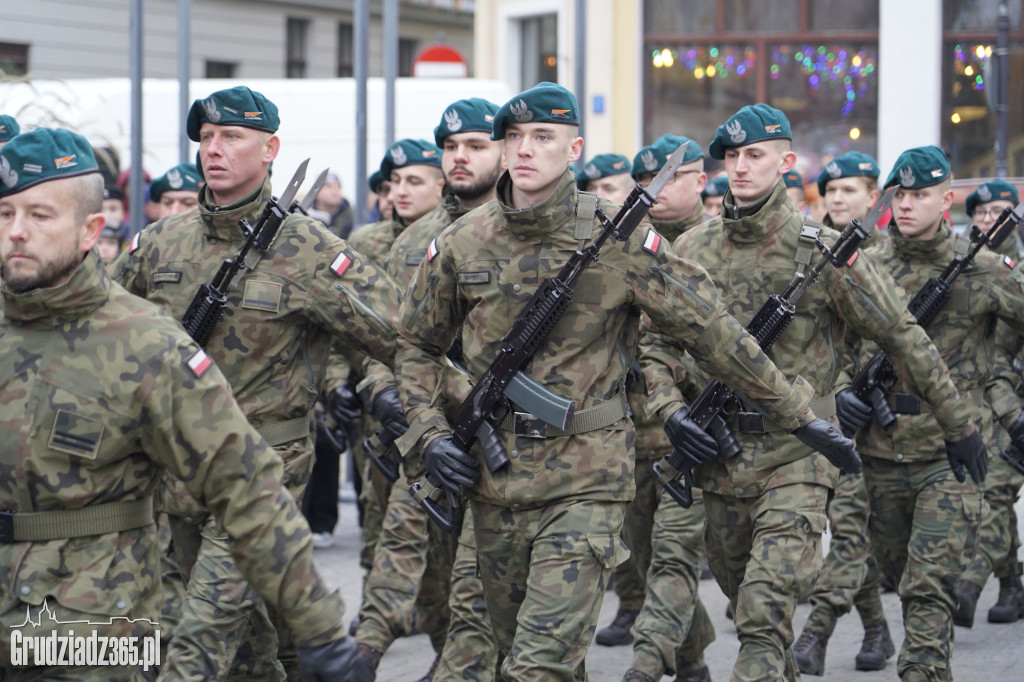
[315,489,1024,681]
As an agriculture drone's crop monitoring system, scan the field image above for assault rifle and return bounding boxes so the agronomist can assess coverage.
[652,186,898,508]
[412,143,692,534]
[846,199,1024,434]
[181,160,312,347]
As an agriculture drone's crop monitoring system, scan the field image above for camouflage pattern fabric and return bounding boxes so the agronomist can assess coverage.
[804,472,886,637]
[629,487,715,679]
[639,183,976,680]
[0,252,344,679]
[108,177,402,678]
[396,168,826,679]
[348,217,405,269]
[848,219,1024,679]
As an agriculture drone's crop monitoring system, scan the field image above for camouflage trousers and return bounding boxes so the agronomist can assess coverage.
[805,472,886,637]
[434,500,499,681]
[157,513,186,653]
[961,426,1024,588]
[703,483,829,682]
[863,456,983,682]
[630,484,715,679]
[353,416,392,576]
[609,455,659,612]
[355,469,457,656]
[473,498,628,681]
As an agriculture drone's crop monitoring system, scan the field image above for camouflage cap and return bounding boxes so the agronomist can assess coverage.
[631,134,703,179]
[379,138,443,178]
[884,145,950,189]
[701,175,730,200]
[709,103,792,160]
[966,179,1019,216]
[0,114,19,142]
[783,169,804,189]
[368,169,386,194]
[186,86,280,142]
[0,127,99,197]
[576,153,632,188]
[150,162,203,202]
[491,82,580,140]
[816,151,880,195]
[434,98,500,146]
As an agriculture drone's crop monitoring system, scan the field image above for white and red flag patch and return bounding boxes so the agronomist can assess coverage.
[426,238,439,262]
[187,349,212,377]
[642,228,662,254]
[1003,255,1016,269]
[129,232,141,254]
[330,252,352,277]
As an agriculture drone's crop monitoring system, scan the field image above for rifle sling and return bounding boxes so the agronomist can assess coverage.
[731,393,836,434]
[497,392,627,438]
[0,497,154,543]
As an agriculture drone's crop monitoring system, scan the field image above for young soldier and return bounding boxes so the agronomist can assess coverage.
[109,86,403,680]
[576,152,634,204]
[0,127,367,681]
[783,168,807,213]
[149,162,202,219]
[848,146,1024,681]
[701,174,729,217]
[793,151,895,675]
[394,83,858,681]
[640,107,984,682]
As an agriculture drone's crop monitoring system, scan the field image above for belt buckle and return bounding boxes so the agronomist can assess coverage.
[736,412,765,434]
[513,412,548,439]
[0,510,14,543]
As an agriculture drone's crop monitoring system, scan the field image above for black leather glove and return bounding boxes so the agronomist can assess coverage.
[371,386,409,439]
[328,384,362,425]
[945,431,987,484]
[298,636,375,682]
[835,388,872,435]
[792,418,862,474]
[1008,411,1024,453]
[664,407,719,465]
[424,435,479,492]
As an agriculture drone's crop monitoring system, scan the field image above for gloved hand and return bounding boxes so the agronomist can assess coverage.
[835,388,872,435]
[664,407,719,465]
[945,431,987,484]
[424,436,479,492]
[792,418,862,474]
[298,636,375,682]
[1008,411,1024,453]
[371,386,409,439]
[328,384,362,425]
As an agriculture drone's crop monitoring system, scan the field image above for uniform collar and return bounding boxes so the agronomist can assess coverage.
[2,250,110,325]
[887,218,954,260]
[496,168,577,236]
[197,177,272,242]
[719,182,792,244]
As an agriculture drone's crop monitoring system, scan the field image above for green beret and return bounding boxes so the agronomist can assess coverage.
[966,179,1019,216]
[816,151,880,195]
[709,103,792,160]
[150,162,202,202]
[631,134,703,179]
[884,145,950,189]
[701,175,729,200]
[577,153,632,188]
[368,170,385,194]
[491,82,580,141]
[0,114,19,142]
[0,127,99,197]
[434,98,500,146]
[186,86,280,142]
[783,169,804,189]
[379,138,442,178]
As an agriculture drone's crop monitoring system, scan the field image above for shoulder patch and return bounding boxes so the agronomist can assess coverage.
[846,250,859,267]
[330,251,352,277]
[1003,255,1015,269]
[642,228,662,254]
[129,231,141,254]
[426,238,439,262]
[187,349,212,377]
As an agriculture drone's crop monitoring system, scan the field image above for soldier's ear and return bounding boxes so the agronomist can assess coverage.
[263,135,281,164]
[80,213,106,253]
[569,136,584,163]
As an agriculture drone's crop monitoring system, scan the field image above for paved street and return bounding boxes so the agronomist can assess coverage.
[315,492,1024,681]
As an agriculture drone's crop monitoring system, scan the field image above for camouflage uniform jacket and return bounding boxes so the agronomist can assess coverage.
[109,179,403,510]
[396,168,819,509]
[349,217,407,269]
[641,183,975,497]
[848,220,1024,462]
[632,202,707,461]
[0,252,344,651]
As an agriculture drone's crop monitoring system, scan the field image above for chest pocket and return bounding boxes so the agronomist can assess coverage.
[573,270,604,305]
[242,279,284,313]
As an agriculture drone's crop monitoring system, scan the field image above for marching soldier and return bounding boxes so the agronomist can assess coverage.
[575,153,634,204]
